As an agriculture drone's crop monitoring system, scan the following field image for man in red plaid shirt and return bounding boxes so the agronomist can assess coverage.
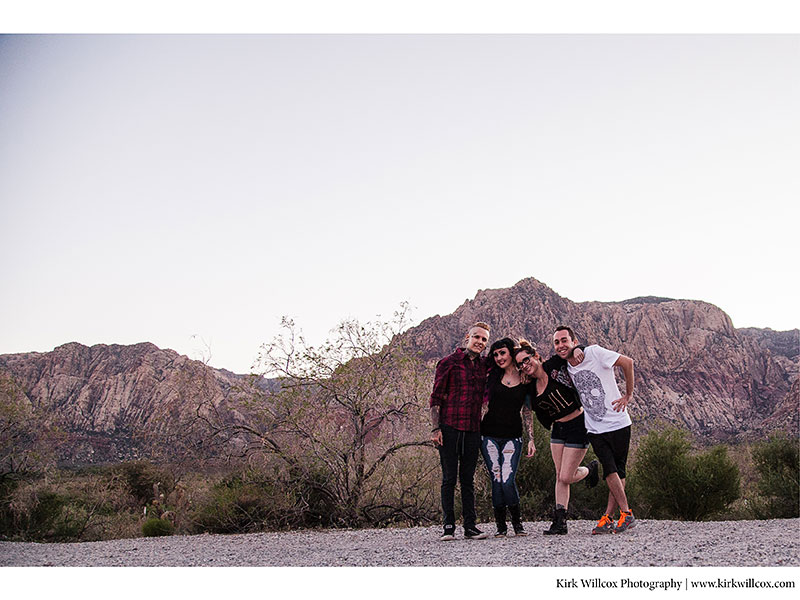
[430,321,491,541]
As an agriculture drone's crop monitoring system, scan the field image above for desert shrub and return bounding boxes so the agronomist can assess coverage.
[512,421,555,518]
[116,461,175,506]
[142,517,174,537]
[188,469,300,534]
[629,426,740,520]
[2,469,144,542]
[0,477,21,538]
[751,433,799,519]
[8,489,87,541]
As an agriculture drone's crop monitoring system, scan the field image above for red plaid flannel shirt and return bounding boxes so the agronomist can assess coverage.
[429,348,490,432]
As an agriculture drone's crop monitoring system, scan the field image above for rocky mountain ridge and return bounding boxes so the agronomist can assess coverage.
[401,278,798,440]
[0,342,252,464]
[1,277,797,464]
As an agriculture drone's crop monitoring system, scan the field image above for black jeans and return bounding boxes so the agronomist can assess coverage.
[438,424,481,528]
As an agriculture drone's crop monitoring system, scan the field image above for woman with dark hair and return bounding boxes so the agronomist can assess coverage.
[479,337,533,537]
[514,340,598,535]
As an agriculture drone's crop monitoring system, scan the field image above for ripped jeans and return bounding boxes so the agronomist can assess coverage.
[480,436,523,508]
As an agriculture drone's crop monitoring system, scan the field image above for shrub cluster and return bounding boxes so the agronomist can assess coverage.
[115,461,175,506]
[2,425,796,542]
[0,467,141,542]
[750,433,799,518]
[628,426,741,520]
[188,470,300,534]
[142,517,174,537]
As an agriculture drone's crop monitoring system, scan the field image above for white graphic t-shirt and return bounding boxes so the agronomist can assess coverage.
[567,345,632,434]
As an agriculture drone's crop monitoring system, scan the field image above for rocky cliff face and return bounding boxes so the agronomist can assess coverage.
[0,342,252,464]
[1,278,796,465]
[402,278,798,442]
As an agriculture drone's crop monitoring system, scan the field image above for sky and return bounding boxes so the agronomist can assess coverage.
[0,25,798,374]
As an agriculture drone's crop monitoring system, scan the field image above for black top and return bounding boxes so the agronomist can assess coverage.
[480,373,528,439]
[542,354,574,389]
[527,376,582,430]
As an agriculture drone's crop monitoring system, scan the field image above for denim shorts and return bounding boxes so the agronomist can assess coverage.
[550,412,589,449]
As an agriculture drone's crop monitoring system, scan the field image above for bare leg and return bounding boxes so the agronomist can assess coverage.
[552,444,588,508]
[605,473,628,515]
[550,443,564,507]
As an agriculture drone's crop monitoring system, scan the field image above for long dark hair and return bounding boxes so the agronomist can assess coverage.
[488,337,518,380]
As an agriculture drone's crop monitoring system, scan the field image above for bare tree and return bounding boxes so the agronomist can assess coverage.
[0,372,60,486]
[199,303,439,527]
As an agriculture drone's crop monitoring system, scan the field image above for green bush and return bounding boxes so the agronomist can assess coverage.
[751,433,799,519]
[629,426,740,520]
[513,420,557,519]
[116,461,175,506]
[0,477,20,538]
[189,469,300,534]
[142,517,174,537]
[9,490,89,541]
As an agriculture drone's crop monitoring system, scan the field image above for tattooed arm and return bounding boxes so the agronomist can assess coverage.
[523,404,536,457]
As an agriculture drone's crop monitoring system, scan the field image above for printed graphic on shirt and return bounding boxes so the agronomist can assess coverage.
[571,370,607,422]
[539,387,574,418]
[549,365,574,389]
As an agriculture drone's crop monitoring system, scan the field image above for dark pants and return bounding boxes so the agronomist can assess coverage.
[438,423,481,528]
[480,435,522,508]
[588,425,631,480]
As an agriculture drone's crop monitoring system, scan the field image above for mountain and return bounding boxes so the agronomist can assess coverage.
[401,278,798,441]
[1,278,797,465]
[0,342,253,464]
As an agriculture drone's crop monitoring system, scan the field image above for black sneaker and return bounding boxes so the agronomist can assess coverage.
[439,525,456,541]
[585,459,599,488]
[463,525,488,540]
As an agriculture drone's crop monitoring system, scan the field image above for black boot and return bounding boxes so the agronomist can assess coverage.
[543,506,568,535]
[493,506,508,537]
[508,504,527,536]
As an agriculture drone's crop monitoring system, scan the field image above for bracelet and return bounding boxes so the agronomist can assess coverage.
[431,426,441,432]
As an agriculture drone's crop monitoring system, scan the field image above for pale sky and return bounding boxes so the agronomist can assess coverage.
[1,33,798,373]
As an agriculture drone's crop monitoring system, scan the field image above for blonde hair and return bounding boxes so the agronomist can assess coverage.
[515,338,536,356]
[472,321,490,333]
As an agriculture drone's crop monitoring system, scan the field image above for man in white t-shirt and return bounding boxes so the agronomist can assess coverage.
[552,325,636,534]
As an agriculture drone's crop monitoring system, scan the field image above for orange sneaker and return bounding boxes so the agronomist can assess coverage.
[591,514,615,535]
[615,510,636,533]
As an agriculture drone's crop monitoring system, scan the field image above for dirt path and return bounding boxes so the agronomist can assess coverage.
[2,518,798,567]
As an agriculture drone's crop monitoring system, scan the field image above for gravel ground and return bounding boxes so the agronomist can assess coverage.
[1,518,798,567]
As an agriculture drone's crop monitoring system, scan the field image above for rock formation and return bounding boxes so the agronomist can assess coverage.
[1,277,796,465]
[0,342,253,464]
[401,278,798,441]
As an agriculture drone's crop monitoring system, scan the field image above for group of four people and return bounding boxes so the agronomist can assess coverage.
[429,321,636,540]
